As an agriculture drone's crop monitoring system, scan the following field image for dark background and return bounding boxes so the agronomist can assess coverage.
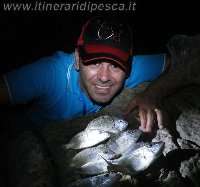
[0,0,200,74]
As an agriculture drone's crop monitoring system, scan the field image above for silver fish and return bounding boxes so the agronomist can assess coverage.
[66,172,122,187]
[103,141,165,175]
[70,145,115,169]
[65,129,111,150]
[104,129,142,157]
[70,145,114,175]
[70,129,142,175]
[78,160,109,175]
[85,115,128,134]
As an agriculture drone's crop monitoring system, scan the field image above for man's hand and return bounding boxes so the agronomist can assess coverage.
[123,90,168,132]
[123,34,200,132]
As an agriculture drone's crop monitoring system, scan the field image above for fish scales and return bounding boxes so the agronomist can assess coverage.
[65,115,128,150]
[78,160,109,175]
[70,145,115,169]
[65,129,111,150]
[66,172,122,187]
[85,115,128,134]
[104,141,165,175]
[105,129,142,156]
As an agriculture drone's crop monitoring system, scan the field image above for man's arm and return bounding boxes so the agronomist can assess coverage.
[123,34,200,132]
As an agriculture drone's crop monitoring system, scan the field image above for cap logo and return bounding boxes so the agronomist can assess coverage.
[97,21,122,42]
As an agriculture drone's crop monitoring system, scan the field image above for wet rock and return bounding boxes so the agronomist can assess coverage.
[152,129,178,156]
[159,170,187,187]
[8,131,56,187]
[176,110,200,147]
[177,138,200,150]
[179,153,200,187]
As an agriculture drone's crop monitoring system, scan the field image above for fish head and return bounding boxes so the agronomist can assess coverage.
[128,129,143,141]
[102,141,165,175]
[144,141,165,158]
[113,117,128,132]
[98,172,122,185]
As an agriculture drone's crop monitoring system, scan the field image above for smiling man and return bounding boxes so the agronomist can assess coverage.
[74,16,132,104]
[0,16,169,134]
[75,59,126,104]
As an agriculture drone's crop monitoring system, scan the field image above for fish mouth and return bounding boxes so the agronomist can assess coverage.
[155,141,165,156]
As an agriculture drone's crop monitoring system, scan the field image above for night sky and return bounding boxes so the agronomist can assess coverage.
[1,0,200,74]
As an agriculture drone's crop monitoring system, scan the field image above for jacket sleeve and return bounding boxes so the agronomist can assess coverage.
[4,55,58,106]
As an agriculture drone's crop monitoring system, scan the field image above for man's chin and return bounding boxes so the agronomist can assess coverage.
[91,94,113,105]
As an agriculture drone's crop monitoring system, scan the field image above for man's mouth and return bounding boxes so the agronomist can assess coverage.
[94,85,111,94]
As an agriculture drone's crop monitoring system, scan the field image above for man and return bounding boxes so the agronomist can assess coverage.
[1,16,193,134]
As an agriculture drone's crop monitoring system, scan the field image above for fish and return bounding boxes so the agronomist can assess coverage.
[66,172,122,187]
[65,115,128,150]
[102,141,165,175]
[70,144,115,175]
[77,160,109,175]
[104,129,142,157]
[85,115,128,134]
[65,129,111,150]
[70,145,115,170]
[69,129,142,175]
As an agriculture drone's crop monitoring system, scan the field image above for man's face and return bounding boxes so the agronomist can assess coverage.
[75,51,126,104]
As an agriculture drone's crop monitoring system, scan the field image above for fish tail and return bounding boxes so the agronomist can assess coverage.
[99,154,119,173]
[99,154,116,166]
[64,143,72,150]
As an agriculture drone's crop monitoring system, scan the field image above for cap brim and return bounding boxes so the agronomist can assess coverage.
[78,45,131,72]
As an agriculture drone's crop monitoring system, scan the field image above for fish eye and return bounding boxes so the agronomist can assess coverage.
[145,143,151,148]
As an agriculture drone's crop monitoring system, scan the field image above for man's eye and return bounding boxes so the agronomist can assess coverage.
[89,63,100,68]
[91,63,100,66]
[111,64,120,69]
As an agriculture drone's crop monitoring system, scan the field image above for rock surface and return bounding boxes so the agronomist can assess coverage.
[5,83,200,187]
[7,131,57,187]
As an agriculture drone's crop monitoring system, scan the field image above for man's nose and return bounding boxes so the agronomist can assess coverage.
[98,65,111,82]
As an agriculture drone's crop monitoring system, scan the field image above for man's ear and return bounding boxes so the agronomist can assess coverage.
[74,48,80,71]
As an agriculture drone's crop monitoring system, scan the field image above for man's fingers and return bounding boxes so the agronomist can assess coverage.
[123,98,138,115]
[155,108,168,129]
[139,109,147,132]
[145,109,155,132]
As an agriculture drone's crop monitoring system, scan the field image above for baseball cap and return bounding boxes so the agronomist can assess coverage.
[77,16,133,72]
